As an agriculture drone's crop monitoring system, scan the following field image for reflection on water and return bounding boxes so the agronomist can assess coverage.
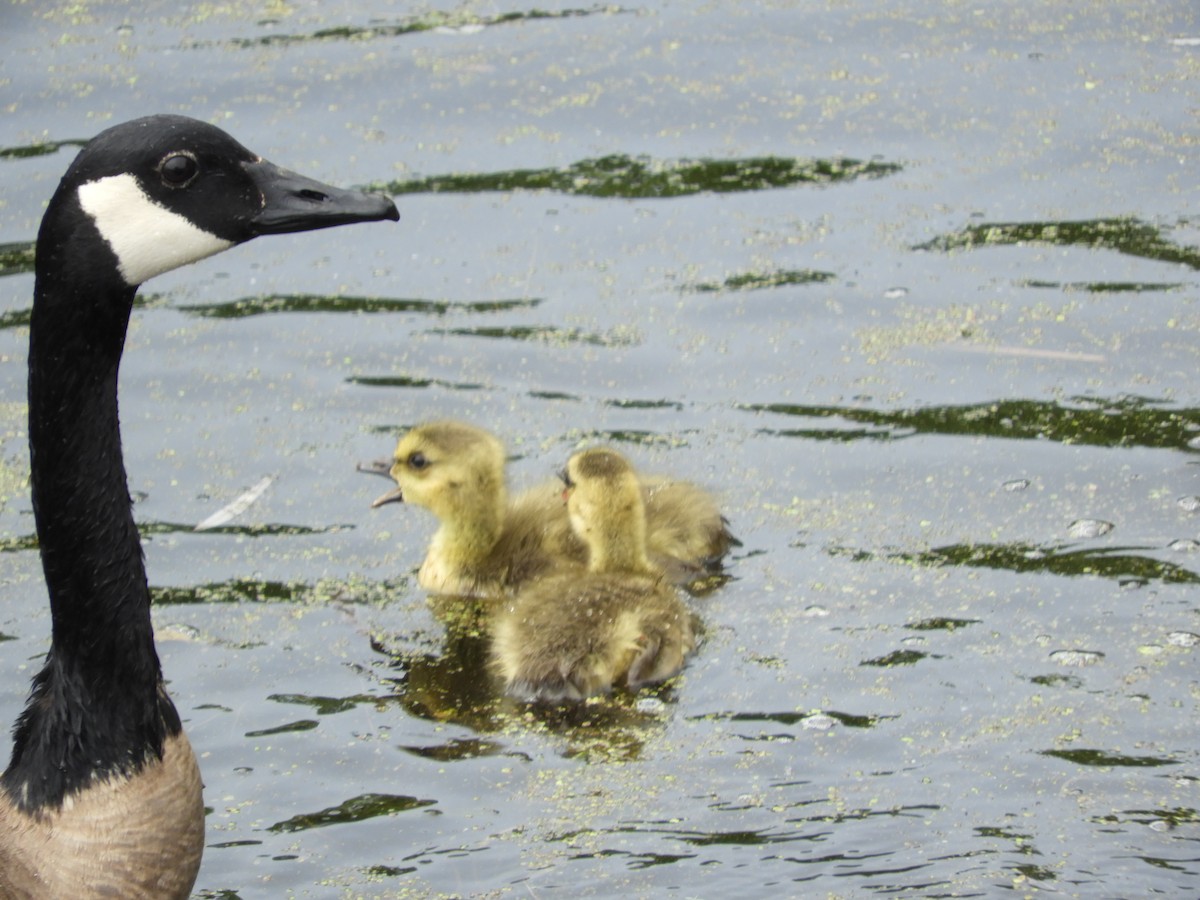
[837,541,1200,585]
[1018,279,1185,293]
[0,242,34,278]
[209,6,623,49]
[150,576,409,606]
[429,323,640,347]
[177,294,541,319]
[748,395,1200,452]
[0,139,87,161]
[379,154,901,199]
[367,594,696,763]
[4,1,1198,896]
[916,217,1200,270]
[268,792,436,834]
[685,268,837,292]
[1041,748,1181,768]
[697,709,893,729]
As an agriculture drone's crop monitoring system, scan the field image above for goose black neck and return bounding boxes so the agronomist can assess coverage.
[2,203,179,811]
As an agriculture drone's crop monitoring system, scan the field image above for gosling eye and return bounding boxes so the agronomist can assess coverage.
[407,451,429,471]
[557,467,573,489]
[159,152,200,188]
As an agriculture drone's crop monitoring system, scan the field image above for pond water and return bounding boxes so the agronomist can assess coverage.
[1,1,1198,897]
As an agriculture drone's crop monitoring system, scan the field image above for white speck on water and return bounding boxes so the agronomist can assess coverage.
[1067,519,1113,539]
[1166,631,1199,648]
[1050,649,1104,667]
[803,713,838,731]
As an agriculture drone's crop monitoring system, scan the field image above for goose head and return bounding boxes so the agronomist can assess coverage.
[36,113,398,292]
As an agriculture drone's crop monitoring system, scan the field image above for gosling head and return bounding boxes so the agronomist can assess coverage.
[373,420,508,524]
[562,447,650,574]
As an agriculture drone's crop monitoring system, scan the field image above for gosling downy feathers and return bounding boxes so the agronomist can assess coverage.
[0,115,396,899]
[492,447,697,701]
[371,420,736,595]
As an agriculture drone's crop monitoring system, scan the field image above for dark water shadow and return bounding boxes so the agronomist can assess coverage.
[346,374,488,392]
[684,268,837,293]
[746,395,1200,453]
[268,792,436,834]
[201,6,626,49]
[150,576,408,606]
[915,217,1200,270]
[0,241,35,278]
[835,541,1200,586]
[1018,279,1185,293]
[0,521,349,554]
[376,155,901,200]
[693,709,891,729]
[1041,749,1181,768]
[177,294,540,319]
[427,324,638,347]
[0,139,87,161]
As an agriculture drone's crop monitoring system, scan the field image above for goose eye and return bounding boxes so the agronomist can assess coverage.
[408,452,428,470]
[159,152,199,188]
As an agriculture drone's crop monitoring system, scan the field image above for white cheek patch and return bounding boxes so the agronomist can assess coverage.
[76,174,235,286]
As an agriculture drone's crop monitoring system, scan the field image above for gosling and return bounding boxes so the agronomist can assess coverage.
[371,421,736,596]
[491,447,697,701]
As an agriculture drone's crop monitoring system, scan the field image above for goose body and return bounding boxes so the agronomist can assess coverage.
[1,114,397,897]
[371,420,736,596]
[492,447,696,701]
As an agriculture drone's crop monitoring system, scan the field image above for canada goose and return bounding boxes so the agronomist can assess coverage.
[369,420,736,595]
[492,447,696,701]
[0,115,397,899]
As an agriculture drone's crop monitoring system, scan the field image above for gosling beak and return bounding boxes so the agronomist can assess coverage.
[246,159,399,235]
[371,485,405,508]
[356,459,394,479]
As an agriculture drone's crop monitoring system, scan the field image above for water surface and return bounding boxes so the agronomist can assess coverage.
[0,2,1197,897]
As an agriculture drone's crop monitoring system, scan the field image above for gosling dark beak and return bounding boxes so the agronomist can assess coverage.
[246,159,399,235]
[356,459,395,479]
[371,485,405,509]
